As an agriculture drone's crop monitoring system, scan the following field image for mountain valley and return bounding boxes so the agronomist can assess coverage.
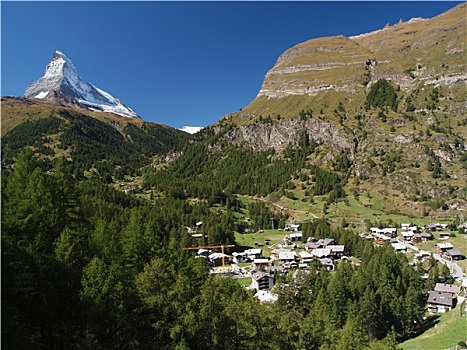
[2,3,467,349]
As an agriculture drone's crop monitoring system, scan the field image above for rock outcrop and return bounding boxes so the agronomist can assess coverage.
[220,116,354,155]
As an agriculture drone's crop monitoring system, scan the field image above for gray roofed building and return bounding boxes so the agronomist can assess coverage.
[305,242,320,251]
[427,291,453,313]
[253,258,269,267]
[436,243,454,253]
[445,249,465,261]
[329,245,345,252]
[434,283,461,295]
[312,248,331,258]
[267,265,285,274]
[305,238,335,251]
[317,238,335,247]
[413,232,433,243]
[329,245,345,257]
[278,251,296,262]
[299,251,314,263]
[287,231,303,242]
[245,248,263,259]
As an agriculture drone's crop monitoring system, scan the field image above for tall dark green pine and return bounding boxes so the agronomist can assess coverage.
[2,150,84,348]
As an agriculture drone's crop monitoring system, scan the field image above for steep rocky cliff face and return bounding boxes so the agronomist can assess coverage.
[218,114,354,157]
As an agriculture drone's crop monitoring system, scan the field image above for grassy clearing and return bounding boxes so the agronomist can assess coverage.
[235,277,252,288]
[239,192,462,245]
[401,309,467,350]
[235,229,289,258]
[282,192,456,230]
[135,193,151,201]
[457,260,467,275]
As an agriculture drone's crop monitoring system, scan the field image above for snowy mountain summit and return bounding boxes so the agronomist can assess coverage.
[25,51,139,118]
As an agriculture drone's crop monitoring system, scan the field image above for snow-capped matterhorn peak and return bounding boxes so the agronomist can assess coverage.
[25,50,139,118]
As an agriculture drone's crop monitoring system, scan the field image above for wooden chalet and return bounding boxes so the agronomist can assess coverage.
[427,291,454,313]
[436,242,454,255]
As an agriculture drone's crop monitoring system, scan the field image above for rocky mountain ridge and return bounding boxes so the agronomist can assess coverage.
[234,2,466,122]
[25,51,139,118]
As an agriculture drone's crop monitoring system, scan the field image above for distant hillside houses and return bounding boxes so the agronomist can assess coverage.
[425,223,449,231]
[400,223,418,232]
[370,227,397,238]
[232,235,348,273]
[435,242,465,261]
[232,248,262,264]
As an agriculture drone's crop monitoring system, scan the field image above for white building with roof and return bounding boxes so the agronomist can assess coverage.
[245,248,262,259]
[436,242,454,254]
[391,242,407,253]
[253,258,269,268]
[299,251,314,264]
[287,232,303,242]
[251,272,275,291]
[278,251,296,263]
[311,248,331,258]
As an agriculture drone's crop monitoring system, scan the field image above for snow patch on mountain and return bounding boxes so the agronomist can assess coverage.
[25,51,139,118]
[35,91,49,99]
[179,126,203,134]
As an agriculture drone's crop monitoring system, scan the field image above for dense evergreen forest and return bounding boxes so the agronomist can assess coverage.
[1,107,189,180]
[143,127,347,205]
[2,150,435,349]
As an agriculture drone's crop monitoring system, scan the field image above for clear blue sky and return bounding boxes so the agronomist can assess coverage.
[2,1,461,128]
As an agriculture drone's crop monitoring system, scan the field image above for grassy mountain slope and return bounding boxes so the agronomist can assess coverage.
[238,2,466,121]
[203,3,467,218]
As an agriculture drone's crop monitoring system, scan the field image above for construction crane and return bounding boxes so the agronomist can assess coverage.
[184,244,235,267]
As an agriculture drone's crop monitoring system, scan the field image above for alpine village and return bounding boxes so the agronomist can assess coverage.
[2,3,467,350]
